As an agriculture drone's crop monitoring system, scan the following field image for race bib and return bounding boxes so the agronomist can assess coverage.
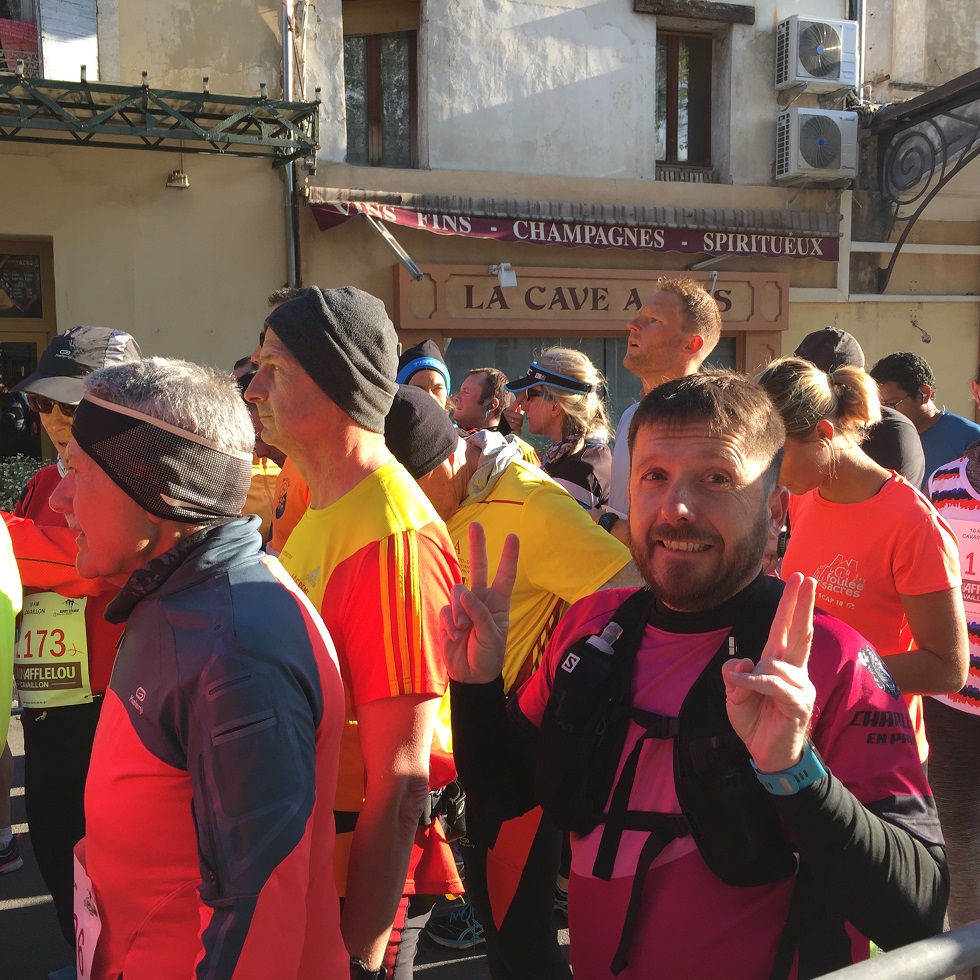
[74,846,102,979]
[14,593,92,708]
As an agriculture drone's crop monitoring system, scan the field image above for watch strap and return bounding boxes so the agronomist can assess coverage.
[751,740,827,796]
[598,512,620,533]
[350,958,386,980]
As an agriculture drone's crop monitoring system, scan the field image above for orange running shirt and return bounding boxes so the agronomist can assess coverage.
[783,474,960,760]
[268,455,310,556]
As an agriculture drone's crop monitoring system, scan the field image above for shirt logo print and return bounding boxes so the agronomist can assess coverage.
[813,553,866,607]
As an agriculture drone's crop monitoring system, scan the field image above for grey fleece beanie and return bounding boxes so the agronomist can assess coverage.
[265,286,398,433]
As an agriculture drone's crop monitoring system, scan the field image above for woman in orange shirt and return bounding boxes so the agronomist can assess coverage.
[758,356,967,763]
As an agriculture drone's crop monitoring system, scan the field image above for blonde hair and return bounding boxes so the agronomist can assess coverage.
[757,356,881,443]
[534,347,612,451]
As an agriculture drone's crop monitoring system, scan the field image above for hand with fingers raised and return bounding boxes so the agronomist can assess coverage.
[440,522,520,685]
[722,573,819,774]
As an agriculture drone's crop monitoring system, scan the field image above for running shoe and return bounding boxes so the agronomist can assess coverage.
[0,835,23,874]
[425,897,486,949]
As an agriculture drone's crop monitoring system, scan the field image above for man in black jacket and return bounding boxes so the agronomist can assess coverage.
[442,371,948,979]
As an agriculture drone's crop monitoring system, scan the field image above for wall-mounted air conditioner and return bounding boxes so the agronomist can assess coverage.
[776,108,858,182]
[775,16,859,93]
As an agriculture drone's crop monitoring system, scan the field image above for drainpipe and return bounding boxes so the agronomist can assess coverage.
[853,0,866,96]
[282,0,300,286]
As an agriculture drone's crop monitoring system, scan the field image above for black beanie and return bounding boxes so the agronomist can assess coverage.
[396,339,451,390]
[265,286,398,433]
[385,384,459,478]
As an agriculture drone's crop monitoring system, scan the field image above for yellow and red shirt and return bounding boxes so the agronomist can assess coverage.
[279,457,462,895]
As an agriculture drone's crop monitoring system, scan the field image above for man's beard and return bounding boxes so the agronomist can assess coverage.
[630,511,771,612]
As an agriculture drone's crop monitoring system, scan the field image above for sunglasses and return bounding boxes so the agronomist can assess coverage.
[236,368,257,400]
[26,393,77,417]
[523,388,544,400]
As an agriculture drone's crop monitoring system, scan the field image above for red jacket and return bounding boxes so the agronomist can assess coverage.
[4,464,124,695]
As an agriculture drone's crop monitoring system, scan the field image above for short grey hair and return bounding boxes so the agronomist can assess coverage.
[84,357,254,456]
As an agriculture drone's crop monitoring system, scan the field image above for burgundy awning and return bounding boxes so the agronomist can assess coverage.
[307,187,841,262]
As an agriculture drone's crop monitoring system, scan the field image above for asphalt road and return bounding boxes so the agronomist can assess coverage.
[1,713,568,979]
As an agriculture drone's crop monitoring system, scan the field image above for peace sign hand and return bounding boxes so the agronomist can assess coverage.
[440,522,519,685]
[721,573,818,774]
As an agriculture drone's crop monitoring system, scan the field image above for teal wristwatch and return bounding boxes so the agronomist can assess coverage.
[751,740,827,796]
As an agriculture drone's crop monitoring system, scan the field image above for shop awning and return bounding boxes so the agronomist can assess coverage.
[307,187,841,261]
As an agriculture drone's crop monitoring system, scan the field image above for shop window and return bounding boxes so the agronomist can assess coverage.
[344,30,418,168]
[0,0,33,20]
[655,32,712,167]
[0,0,39,76]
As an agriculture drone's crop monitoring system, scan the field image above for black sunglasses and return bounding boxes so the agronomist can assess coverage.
[236,368,258,400]
[26,393,77,417]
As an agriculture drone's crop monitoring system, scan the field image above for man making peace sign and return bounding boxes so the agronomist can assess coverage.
[442,371,948,980]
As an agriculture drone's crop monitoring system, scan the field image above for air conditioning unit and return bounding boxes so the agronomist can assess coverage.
[776,108,858,182]
[775,15,859,93]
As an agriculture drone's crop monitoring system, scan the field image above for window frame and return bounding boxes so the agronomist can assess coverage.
[344,29,418,169]
[655,30,713,168]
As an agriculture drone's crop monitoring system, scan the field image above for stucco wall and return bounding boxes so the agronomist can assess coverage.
[787,299,980,421]
[420,0,657,178]
[303,0,854,184]
[113,0,281,94]
[0,143,287,368]
[865,0,980,101]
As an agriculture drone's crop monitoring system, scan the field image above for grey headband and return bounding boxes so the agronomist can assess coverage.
[72,395,253,523]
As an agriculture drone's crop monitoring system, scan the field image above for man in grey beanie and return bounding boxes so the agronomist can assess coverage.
[247,286,465,980]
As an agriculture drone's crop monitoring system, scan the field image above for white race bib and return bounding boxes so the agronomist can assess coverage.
[15,593,92,708]
[74,847,101,979]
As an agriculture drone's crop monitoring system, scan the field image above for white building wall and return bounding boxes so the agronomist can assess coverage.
[38,0,99,81]
[420,0,657,179]
[307,0,855,185]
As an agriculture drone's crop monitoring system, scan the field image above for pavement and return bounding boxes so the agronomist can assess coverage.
[1,712,568,979]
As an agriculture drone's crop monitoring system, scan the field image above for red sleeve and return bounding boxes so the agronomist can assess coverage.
[7,465,101,594]
[322,523,462,707]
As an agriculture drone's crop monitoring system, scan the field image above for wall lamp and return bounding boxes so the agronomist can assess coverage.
[490,263,518,288]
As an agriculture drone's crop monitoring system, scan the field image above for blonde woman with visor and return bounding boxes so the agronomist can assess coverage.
[504,347,613,510]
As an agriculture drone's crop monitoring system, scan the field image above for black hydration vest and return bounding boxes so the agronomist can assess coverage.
[535,579,799,975]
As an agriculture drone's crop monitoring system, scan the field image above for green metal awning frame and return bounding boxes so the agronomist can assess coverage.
[0,72,319,165]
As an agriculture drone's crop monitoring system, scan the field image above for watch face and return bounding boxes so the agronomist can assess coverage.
[599,513,618,531]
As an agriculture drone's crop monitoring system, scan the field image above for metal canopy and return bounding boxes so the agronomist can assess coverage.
[872,67,980,291]
[0,72,319,165]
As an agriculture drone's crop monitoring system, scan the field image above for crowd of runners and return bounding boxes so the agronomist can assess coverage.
[0,276,977,980]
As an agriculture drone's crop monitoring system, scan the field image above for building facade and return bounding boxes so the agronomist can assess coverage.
[2,0,979,434]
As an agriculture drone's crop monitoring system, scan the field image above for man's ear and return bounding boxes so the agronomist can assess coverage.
[686,334,705,356]
[488,397,500,414]
[769,484,790,536]
[920,384,933,402]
